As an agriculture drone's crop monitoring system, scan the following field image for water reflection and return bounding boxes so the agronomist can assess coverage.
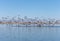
[0,25,60,41]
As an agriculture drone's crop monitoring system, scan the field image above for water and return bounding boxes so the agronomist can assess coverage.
[0,25,60,41]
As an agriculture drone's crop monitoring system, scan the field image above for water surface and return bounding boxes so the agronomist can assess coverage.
[0,25,60,41]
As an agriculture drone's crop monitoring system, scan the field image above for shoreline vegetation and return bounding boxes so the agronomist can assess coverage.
[0,15,60,27]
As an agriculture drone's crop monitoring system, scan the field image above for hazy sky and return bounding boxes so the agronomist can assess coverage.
[0,0,60,19]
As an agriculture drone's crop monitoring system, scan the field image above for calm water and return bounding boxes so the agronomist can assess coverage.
[0,25,60,41]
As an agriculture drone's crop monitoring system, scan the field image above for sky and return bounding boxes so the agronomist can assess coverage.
[0,0,60,19]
